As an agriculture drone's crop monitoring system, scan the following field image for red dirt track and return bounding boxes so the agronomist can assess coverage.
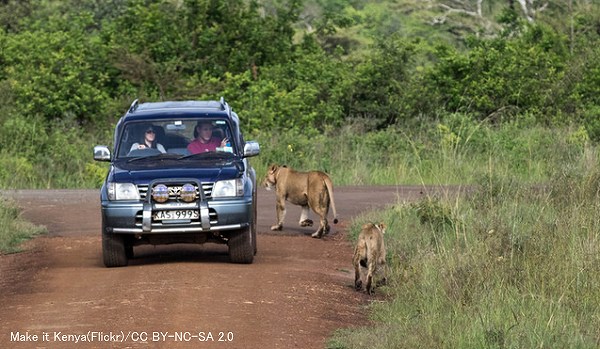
[0,186,433,348]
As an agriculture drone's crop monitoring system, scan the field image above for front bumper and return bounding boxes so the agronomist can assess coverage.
[101,197,253,234]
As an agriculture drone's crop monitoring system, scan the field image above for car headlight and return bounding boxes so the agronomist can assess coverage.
[212,179,244,198]
[108,182,140,200]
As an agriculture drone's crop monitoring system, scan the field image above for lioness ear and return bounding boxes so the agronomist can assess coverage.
[268,164,278,173]
[378,222,386,232]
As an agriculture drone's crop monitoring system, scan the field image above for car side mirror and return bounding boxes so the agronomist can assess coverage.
[243,141,260,158]
[94,145,111,161]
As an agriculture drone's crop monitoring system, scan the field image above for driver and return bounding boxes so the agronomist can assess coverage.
[187,121,228,154]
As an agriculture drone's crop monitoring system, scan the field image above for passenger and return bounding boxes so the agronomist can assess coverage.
[187,121,228,154]
[130,125,166,153]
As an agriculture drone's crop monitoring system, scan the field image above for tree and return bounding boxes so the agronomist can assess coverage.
[2,11,112,124]
[515,0,549,22]
[343,35,420,129]
[427,21,567,121]
[0,0,34,33]
[103,0,301,99]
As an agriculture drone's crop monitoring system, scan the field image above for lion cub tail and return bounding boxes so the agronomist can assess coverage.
[324,175,339,224]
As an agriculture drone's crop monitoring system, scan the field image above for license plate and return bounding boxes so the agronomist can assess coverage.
[153,210,199,221]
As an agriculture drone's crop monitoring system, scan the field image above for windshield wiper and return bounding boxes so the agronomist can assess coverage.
[127,154,180,163]
[178,152,234,160]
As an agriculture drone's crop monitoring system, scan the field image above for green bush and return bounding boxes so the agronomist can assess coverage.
[427,23,567,121]
[0,113,109,188]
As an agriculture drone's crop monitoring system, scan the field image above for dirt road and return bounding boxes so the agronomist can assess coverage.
[0,186,431,349]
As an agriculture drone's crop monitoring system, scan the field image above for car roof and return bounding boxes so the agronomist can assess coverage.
[122,99,232,122]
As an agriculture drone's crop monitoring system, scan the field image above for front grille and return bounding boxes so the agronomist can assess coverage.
[138,184,149,199]
[138,182,214,201]
[135,182,216,230]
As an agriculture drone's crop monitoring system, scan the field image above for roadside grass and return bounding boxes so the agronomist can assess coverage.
[0,113,589,189]
[328,148,600,348]
[0,197,47,254]
[0,114,111,189]
[253,115,588,187]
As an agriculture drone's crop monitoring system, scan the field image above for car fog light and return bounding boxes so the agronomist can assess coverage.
[152,184,169,203]
[180,183,196,202]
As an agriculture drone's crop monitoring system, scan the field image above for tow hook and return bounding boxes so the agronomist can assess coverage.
[212,231,229,242]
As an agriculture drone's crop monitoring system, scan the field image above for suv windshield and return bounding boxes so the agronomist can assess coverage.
[116,119,235,159]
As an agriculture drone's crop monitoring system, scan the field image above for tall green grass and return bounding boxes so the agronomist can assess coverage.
[0,198,47,254]
[0,114,112,189]
[328,147,600,348]
[252,114,590,186]
[0,112,590,188]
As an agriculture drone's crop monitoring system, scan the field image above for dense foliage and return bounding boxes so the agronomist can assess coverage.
[0,0,599,188]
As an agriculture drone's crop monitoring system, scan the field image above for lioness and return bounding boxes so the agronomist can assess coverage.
[353,222,388,295]
[263,164,338,238]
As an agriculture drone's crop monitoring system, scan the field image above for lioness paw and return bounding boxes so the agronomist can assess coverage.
[300,219,313,227]
[311,231,323,239]
[270,224,283,231]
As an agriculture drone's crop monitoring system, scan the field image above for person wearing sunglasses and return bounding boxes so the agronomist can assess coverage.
[130,125,166,153]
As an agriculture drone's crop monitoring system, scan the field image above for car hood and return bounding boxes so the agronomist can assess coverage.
[110,160,244,183]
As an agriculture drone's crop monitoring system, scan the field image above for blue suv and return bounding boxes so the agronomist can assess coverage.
[94,98,260,267]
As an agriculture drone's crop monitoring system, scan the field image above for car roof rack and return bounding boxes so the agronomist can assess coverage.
[128,99,139,113]
[219,96,233,119]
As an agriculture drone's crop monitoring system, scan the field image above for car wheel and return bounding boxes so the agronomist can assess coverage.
[252,190,257,255]
[228,228,253,264]
[252,224,257,256]
[102,231,129,267]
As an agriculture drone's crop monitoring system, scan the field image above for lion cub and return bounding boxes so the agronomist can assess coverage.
[353,222,388,295]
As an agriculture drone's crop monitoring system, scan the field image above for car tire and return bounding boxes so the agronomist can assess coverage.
[228,228,254,264]
[252,190,258,255]
[102,231,129,267]
[252,225,257,256]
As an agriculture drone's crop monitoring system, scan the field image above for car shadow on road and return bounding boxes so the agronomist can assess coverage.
[127,243,231,266]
